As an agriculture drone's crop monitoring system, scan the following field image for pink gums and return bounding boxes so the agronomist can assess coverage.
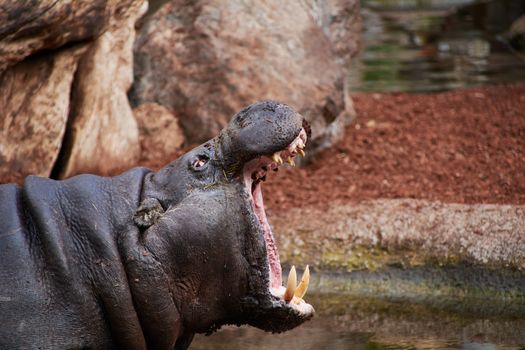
[242,128,307,290]
[252,182,282,289]
[243,164,283,290]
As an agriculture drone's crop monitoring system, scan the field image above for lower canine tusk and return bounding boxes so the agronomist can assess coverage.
[294,265,310,299]
[283,266,297,302]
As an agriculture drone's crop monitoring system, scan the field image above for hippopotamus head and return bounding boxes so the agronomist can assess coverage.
[129,101,314,348]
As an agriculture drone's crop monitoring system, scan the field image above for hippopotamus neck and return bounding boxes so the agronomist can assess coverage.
[21,168,147,266]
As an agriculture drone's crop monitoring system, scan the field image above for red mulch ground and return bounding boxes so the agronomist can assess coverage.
[264,84,525,210]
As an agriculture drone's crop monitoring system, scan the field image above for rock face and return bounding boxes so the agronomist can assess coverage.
[55,1,146,178]
[0,0,147,182]
[309,0,362,62]
[131,0,361,151]
[0,45,86,182]
[134,103,185,164]
[0,1,108,72]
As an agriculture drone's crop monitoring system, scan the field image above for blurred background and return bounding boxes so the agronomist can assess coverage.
[350,0,525,93]
[1,0,524,349]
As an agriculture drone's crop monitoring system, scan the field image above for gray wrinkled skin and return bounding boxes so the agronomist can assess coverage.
[0,101,312,350]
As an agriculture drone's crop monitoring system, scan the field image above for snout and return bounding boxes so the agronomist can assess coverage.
[221,101,308,163]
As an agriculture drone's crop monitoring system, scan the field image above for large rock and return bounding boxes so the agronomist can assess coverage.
[55,0,146,178]
[131,0,361,151]
[309,0,362,62]
[0,0,147,182]
[134,102,185,164]
[0,0,127,72]
[0,45,86,183]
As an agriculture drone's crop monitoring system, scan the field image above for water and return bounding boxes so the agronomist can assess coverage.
[348,0,525,92]
[191,293,525,350]
[191,267,525,350]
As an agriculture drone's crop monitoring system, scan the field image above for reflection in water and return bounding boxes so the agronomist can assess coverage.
[191,294,525,350]
[348,0,525,92]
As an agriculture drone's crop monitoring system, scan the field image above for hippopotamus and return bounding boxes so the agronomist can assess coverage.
[0,101,314,349]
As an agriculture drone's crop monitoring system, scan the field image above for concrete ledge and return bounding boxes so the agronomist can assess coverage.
[269,199,525,271]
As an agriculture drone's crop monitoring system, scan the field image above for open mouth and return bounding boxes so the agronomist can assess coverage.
[242,128,313,313]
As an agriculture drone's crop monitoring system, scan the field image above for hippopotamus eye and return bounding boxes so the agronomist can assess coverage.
[191,154,209,170]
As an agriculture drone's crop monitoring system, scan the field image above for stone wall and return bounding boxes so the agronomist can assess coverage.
[131,0,361,154]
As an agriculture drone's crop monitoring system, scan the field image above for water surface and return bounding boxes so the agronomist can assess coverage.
[191,267,525,350]
[191,293,525,350]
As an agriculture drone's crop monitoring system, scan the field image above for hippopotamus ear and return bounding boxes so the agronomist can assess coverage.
[133,198,165,229]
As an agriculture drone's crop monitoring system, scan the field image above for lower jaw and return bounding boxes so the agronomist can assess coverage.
[251,184,314,314]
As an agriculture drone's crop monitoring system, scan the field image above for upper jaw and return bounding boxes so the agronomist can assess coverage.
[242,128,308,180]
[219,101,308,168]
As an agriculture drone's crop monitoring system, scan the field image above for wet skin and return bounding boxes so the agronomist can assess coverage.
[0,101,314,350]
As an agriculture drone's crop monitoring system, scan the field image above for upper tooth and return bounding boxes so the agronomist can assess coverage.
[298,149,305,157]
[294,265,310,299]
[272,152,283,164]
[272,153,279,163]
[287,158,296,167]
[283,266,297,302]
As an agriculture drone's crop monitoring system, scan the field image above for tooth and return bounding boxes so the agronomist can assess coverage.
[283,266,297,303]
[272,152,283,164]
[294,265,310,299]
[298,149,305,157]
[287,158,295,167]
